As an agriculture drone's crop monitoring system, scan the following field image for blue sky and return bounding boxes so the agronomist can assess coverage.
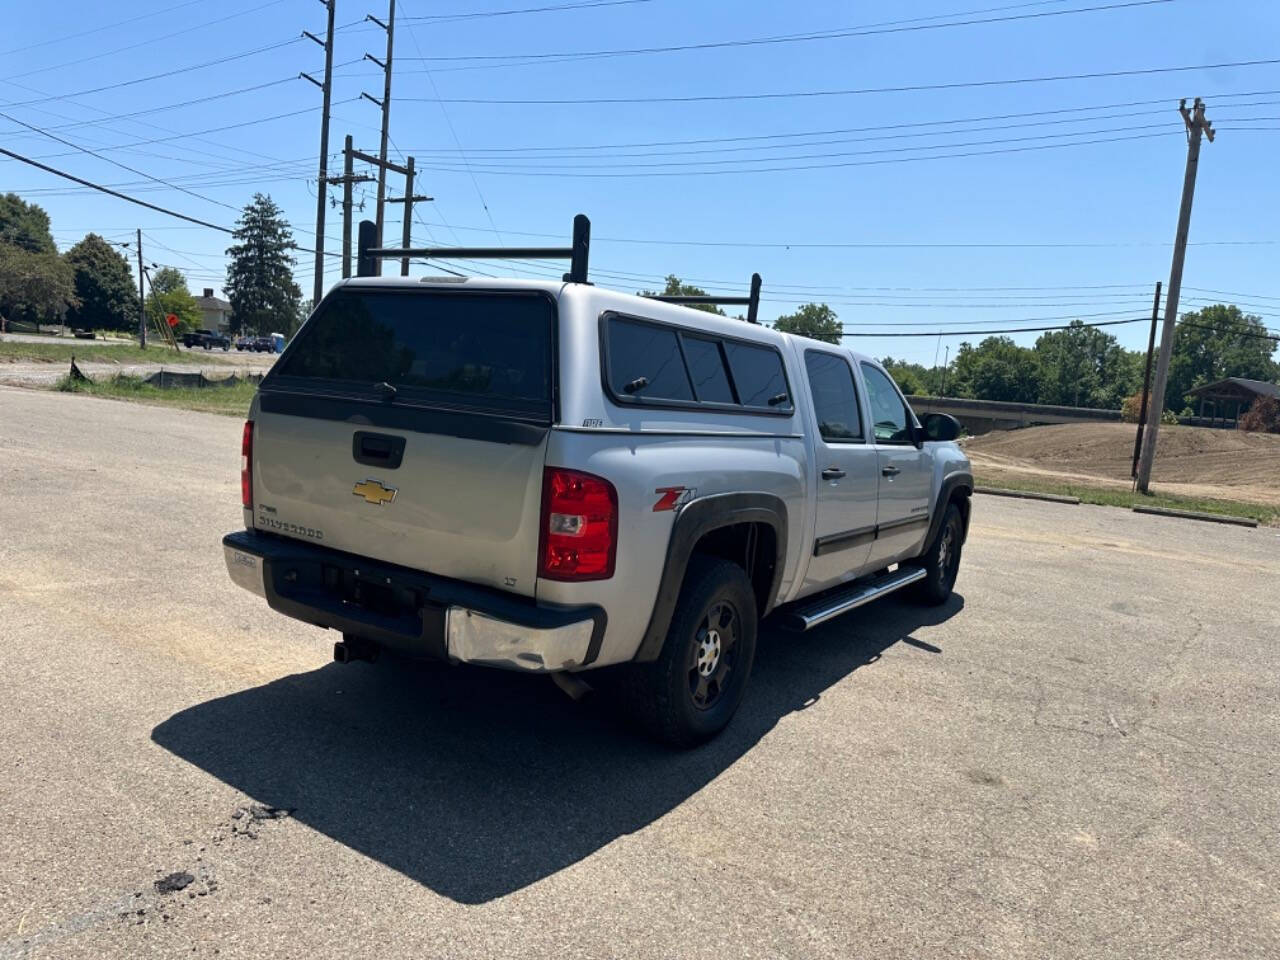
[3,0,1278,366]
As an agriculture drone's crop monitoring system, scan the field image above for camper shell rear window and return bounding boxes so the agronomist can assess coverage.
[267,288,556,422]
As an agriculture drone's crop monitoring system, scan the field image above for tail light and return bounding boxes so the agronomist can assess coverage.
[538,467,617,581]
[241,420,254,509]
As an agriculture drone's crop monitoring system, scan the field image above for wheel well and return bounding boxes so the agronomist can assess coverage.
[949,486,972,542]
[690,522,777,616]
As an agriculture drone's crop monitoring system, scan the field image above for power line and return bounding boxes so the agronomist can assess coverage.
[408,220,1280,250]
[1183,285,1280,303]
[0,146,232,232]
[396,0,504,243]
[840,318,1149,336]
[0,110,241,212]
[15,77,305,134]
[0,0,289,82]
[410,129,1180,177]
[402,0,653,21]
[402,56,1280,105]
[0,37,304,108]
[398,0,1171,66]
[407,121,1180,172]
[19,103,357,166]
[0,0,205,58]
[392,100,1280,163]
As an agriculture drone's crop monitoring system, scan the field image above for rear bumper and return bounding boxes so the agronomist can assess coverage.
[223,530,606,672]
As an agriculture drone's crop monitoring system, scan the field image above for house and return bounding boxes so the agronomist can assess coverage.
[194,288,232,333]
[1186,377,1280,426]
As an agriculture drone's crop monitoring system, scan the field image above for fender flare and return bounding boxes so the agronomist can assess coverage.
[925,473,974,551]
[632,492,788,663]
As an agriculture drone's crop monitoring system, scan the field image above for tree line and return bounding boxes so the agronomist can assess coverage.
[648,277,1277,416]
[0,192,303,337]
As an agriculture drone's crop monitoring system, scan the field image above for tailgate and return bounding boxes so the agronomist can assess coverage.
[251,286,556,598]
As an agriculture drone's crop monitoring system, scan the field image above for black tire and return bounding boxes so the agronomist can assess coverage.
[910,502,963,605]
[617,556,758,747]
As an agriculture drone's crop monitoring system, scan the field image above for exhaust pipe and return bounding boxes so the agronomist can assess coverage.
[333,636,378,664]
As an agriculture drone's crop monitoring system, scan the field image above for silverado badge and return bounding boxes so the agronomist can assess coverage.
[353,478,397,506]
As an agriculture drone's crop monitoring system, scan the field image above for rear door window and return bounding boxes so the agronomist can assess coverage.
[605,317,694,401]
[269,289,554,419]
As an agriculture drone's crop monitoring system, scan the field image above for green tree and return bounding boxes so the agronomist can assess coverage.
[145,266,202,333]
[225,194,302,335]
[880,357,945,396]
[1165,304,1279,413]
[0,193,56,254]
[64,233,139,333]
[1033,320,1138,408]
[773,302,841,344]
[948,336,1041,403]
[0,244,77,331]
[637,275,726,316]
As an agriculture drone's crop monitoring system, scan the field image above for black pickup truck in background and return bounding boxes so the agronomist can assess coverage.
[181,329,231,350]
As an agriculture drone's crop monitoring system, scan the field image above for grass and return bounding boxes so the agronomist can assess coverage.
[972,468,1280,527]
[1,339,249,366]
[54,373,256,417]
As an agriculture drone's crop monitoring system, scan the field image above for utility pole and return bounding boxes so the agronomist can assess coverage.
[1130,281,1162,479]
[136,228,146,348]
[385,155,433,276]
[301,0,336,305]
[1136,98,1214,494]
[323,135,375,278]
[362,0,395,274]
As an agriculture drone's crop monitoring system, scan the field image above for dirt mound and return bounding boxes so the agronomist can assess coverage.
[965,422,1280,506]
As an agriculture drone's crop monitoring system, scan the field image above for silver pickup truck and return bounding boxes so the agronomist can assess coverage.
[224,225,972,745]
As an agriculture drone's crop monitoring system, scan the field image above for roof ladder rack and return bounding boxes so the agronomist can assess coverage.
[356,214,591,282]
[645,272,762,325]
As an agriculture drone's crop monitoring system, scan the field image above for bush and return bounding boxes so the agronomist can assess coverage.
[1120,391,1144,422]
[1122,392,1180,424]
[1239,395,1280,434]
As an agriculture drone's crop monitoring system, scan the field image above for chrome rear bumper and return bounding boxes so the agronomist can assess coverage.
[222,531,605,672]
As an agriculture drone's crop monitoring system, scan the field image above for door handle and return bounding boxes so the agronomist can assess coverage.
[881,465,901,478]
[821,467,846,480]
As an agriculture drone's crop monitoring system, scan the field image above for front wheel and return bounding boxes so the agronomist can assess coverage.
[910,502,963,605]
[618,556,758,747]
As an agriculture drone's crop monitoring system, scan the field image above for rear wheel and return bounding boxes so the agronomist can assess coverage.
[910,502,963,605]
[618,556,757,747]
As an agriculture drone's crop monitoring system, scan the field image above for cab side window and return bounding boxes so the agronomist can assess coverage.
[860,363,915,443]
[804,351,863,442]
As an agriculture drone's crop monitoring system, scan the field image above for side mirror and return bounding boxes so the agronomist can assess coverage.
[919,412,961,442]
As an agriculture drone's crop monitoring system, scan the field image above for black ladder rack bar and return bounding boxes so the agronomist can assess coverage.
[647,272,762,324]
[356,214,590,282]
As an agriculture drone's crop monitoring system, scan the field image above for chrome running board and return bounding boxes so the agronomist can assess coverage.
[778,566,927,631]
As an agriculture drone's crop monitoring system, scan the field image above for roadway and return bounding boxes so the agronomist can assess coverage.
[1,386,1276,959]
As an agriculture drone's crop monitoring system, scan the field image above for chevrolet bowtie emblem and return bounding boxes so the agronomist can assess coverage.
[352,478,397,506]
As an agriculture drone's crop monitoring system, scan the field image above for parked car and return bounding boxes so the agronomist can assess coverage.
[223,271,971,745]
[234,336,254,351]
[251,336,274,353]
[181,329,230,350]
[181,329,214,348]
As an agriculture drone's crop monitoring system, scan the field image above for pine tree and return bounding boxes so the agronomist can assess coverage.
[224,194,302,335]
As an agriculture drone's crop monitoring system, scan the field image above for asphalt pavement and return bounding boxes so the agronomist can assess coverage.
[1,386,1276,959]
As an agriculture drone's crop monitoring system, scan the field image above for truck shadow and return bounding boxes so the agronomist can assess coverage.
[152,594,963,904]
